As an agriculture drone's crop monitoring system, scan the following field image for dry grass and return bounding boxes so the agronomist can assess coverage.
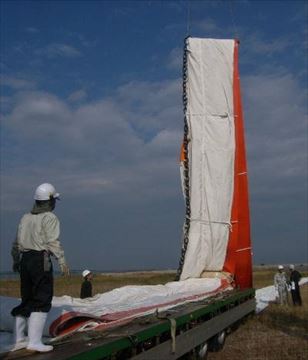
[1,268,307,359]
[208,284,308,360]
[253,269,277,289]
[1,267,306,297]
[0,271,176,298]
[54,272,177,298]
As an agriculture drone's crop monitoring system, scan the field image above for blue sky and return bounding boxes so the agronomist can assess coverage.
[1,0,307,272]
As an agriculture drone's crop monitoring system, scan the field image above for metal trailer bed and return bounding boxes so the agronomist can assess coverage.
[2,288,255,360]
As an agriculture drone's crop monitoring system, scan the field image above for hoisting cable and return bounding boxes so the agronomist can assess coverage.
[186,0,191,37]
[229,0,239,40]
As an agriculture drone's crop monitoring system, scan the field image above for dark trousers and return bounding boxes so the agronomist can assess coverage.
[11,250,53,317]
[291,287,302,306]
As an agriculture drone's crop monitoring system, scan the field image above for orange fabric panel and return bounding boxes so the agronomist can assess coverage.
[223,40,252,289]
[180,142,185,162]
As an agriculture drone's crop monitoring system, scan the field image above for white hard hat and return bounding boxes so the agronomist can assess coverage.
[289,264,295,270]
[82,269,91,278]
[34,183,60,201]
[278,265,284,270]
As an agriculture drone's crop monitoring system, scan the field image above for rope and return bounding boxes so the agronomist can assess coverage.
[190,218,232,228]
[155,309,177,353]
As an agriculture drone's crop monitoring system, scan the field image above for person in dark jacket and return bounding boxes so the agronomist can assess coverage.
[289,264,302,306]
[80,269,93,299]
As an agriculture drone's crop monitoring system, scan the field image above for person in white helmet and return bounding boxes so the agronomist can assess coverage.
[80,269,93,299]
[274,265,288,305]
[10,183,70,353]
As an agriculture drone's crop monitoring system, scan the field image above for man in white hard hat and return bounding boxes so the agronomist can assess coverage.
[11,183,70,353]
[80,269,93,299]
[288,264,302,306]
[274,265,288,305]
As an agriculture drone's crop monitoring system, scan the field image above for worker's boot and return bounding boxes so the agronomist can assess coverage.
[11,316,28,351]
[26,312,53,352]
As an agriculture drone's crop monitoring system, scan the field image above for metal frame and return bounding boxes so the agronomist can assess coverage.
[132,299,255,359]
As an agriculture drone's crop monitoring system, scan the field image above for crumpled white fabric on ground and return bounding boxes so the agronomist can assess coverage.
[255,277,308,313]
[0,278,228,337]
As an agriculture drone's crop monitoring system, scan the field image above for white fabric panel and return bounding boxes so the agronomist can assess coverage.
[0,278,230,336]
[180,38,235,280]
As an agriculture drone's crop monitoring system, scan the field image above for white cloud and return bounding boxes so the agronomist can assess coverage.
[242,72,307,197]
[3,69,306,207]
[246,33,292,55]
[166,47,182,71]
[1,78,183,205]
[6,91,71,138]
[35,43,81,58]
[1,75,36,90]
[67,89,87,103]
[148,129,182,156]
[25,27,40,33]
[195,18,221,34]
[0,96,13,113]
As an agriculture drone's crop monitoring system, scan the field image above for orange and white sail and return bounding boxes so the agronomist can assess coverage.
[179,38,252,289]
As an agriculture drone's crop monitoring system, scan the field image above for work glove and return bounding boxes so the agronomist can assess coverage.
[60,263,70,277]
[12,262,20,273]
